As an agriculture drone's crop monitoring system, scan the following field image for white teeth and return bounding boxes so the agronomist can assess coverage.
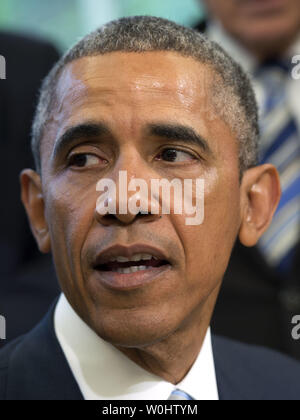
[116,266,150,274]
[116,256,130,263]
[131,253,153,261]
[132,254,143,262]
[141,254,153,261]
[110,253,156,263]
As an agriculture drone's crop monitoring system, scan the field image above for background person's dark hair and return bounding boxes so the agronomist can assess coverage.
[31,16,259,176]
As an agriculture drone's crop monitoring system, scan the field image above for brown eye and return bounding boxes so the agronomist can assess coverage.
[157,149,196,163]
[68,153,103,168]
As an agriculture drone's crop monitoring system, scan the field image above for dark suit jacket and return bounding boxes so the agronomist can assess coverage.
[0,32,60,346]
[0,31,59,270]
[194,20,300,361]
[0,303,300,400]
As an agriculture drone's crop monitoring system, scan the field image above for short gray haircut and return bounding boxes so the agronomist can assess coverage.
[31,16,259,175]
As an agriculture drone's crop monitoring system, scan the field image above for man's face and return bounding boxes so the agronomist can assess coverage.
[204,0,300,56]
[39,52,242,347]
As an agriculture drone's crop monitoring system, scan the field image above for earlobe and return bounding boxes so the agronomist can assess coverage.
[238,164,281,247]
[20,169,51,254]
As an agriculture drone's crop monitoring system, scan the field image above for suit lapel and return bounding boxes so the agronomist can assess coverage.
[212,335,247,401]
[6,302,83,400]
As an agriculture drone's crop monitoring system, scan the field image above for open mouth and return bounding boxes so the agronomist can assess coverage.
[95,254,170,274]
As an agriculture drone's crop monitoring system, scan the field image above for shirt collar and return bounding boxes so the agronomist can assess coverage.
[288,35,300,59]
[54,293,219,400]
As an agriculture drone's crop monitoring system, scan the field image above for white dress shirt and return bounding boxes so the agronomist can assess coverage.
[54,294,219,400]
[207,21,300,130]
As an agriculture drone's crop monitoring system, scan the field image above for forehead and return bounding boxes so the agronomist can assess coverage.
[40,51,239,178]
[54,51,215,122]
[40,51,238,169]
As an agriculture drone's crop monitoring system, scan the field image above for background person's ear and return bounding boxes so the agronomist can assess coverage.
[20,169,51,254]
[238,164,281,247]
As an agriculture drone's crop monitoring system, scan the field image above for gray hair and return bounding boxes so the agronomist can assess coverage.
[31,16,259,175]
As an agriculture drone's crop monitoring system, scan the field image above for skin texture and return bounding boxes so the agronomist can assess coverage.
[20,51,280,384]
[203,0,300,59]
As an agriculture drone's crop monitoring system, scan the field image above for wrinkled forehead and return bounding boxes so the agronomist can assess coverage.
[39,51,241,181]
[53,51,217,118]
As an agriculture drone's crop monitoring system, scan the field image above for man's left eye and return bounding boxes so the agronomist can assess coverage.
[156,149,196,163]
[68,153,103,168]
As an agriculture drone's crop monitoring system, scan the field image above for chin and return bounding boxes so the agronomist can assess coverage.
[91,311,179,348]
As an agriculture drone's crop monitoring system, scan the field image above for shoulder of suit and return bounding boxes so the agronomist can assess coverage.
[0,31,60,71]
[193,20,207,34]
[0,336,24,400]
[213,335,300,400]
[0,30,58,53]
[1,324,300,400]
[0,30,60,93]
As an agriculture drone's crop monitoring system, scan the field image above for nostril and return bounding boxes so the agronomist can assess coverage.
[96,213,119,226]
[103,214,118,221]
[96,210,159,226]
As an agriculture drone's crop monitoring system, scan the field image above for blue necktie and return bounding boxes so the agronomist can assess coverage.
[168,389,194,400]
[256,61,300,273]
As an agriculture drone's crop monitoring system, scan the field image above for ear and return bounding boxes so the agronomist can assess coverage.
[20,169,51,254]
[238,164,281,247]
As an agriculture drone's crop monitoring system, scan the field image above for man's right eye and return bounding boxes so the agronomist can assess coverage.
[67,153,107,168]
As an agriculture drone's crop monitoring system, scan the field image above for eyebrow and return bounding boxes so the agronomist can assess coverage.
[52,122,110,161]
[148,123,211,154]
[52,121,212,162]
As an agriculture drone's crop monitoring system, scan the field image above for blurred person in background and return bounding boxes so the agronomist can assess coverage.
[0,31,60,347]
[196,0,300,359]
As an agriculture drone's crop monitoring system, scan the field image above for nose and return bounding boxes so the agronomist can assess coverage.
[94,162,162,226]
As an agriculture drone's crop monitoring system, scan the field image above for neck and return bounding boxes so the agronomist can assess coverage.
[115,287,218,384]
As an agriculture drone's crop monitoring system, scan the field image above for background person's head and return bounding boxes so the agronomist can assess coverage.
[202,0,300,59]
[20,17,280,365]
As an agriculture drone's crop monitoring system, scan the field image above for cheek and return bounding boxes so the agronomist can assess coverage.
[173,168,240,293]
[44,176,98,272]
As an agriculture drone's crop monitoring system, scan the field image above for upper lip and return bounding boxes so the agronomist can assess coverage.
[93,244,170,267]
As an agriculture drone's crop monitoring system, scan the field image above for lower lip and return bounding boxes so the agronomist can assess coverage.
[93,264,172,291]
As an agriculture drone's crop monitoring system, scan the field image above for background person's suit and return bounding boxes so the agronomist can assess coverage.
[195,21,300,360]
[0,32,60,347]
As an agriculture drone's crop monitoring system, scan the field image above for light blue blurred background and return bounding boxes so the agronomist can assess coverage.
[0,0,206,52]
